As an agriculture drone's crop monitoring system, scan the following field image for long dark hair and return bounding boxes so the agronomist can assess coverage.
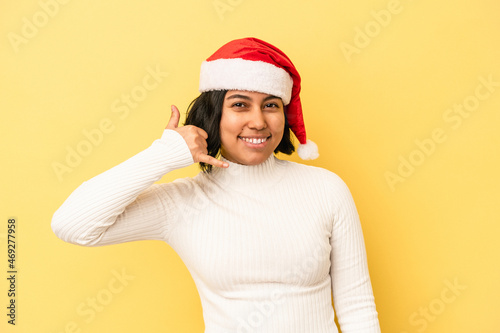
[184,90,295,173]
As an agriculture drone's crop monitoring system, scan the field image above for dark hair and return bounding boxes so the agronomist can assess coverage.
[184,90,295,173]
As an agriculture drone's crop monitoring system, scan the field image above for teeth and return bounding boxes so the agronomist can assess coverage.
[241,137,268,144]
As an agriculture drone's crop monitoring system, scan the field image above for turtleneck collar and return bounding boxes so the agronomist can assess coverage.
[205,154,287,190]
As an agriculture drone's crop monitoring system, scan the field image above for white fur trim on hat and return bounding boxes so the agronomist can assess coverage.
[199,58,293,105]
[297,139,319,160]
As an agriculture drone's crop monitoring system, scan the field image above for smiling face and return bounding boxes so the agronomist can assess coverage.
[219,90,285,165]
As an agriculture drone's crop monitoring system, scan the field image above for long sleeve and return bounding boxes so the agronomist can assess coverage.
[329,176,381,332]
[51,129,194,246]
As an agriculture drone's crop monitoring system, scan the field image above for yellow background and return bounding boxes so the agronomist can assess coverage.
[1,0,499,332]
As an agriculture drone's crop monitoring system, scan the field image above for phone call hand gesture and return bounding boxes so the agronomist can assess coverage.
[166,105,228,168]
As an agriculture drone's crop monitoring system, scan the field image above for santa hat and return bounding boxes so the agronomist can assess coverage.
[199,37,319,160]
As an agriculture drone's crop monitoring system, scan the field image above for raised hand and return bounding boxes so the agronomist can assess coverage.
[166,105,228,168]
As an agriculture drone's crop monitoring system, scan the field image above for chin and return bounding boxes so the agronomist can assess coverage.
[229,152,273,166]
[243,157,268,165]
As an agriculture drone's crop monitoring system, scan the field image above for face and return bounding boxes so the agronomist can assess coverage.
[219,90,285,165]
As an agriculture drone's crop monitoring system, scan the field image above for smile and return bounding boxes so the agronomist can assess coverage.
[238,136,270,144]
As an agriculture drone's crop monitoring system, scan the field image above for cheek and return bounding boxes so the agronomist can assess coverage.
[219,113,242,141]
[270,114,285,136]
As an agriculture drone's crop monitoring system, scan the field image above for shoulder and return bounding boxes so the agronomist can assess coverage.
[279,159,355,206]
[277,160,358,220]
[150,176,202,199]
[279,159,348,188]
[154,171,219,197]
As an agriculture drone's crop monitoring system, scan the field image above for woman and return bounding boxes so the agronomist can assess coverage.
[52,37,381,332]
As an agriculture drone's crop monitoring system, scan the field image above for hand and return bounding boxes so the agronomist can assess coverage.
[166,105,228,168]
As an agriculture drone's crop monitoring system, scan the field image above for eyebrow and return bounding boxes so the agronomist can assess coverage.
[226,94,281,102]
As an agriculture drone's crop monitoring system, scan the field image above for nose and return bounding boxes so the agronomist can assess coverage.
[247,107,267,130]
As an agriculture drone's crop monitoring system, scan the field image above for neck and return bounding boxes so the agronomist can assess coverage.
[207,154,286,189]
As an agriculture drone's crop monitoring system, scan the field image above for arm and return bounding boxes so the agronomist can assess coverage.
[52,106,228,247]
[329,176,381,332]
[51,129,194,246]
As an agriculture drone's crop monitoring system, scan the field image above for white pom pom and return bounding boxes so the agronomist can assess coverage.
[297,139,319,160]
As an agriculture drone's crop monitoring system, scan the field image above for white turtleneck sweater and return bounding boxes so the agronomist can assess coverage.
[52,130,381,333]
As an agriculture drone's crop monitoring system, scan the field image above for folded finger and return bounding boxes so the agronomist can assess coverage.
[197,127,208,139]
[198,154,228,168]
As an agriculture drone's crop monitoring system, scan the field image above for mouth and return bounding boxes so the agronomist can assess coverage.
[238,135,271,147]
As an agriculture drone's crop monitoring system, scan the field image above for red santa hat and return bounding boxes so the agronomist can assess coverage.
[199,37,319,160]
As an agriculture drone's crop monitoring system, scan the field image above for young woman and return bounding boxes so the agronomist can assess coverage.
[52,38,381,332]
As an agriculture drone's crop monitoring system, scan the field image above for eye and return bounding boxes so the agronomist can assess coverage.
[264,102,280,109]
[231,102,246,108]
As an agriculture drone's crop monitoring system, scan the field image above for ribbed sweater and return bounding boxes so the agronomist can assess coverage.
[52,129,381,333]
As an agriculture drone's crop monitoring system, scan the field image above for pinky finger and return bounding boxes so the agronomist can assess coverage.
[198,154,229,168]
